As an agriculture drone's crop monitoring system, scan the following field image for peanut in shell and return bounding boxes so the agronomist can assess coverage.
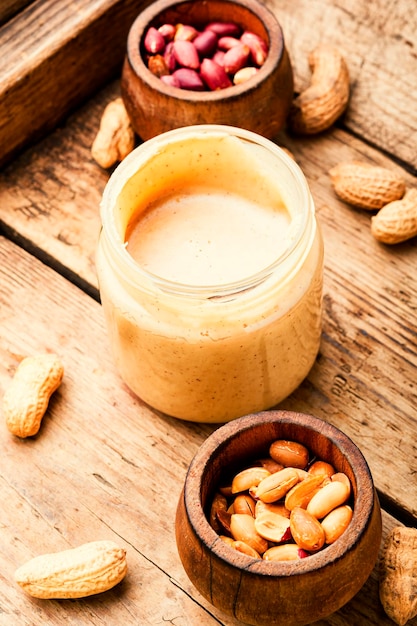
[15,540,127,599]
[329,161,406,210]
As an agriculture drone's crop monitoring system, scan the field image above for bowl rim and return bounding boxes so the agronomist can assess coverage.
[182,409,377,576]
[125,0,285,102]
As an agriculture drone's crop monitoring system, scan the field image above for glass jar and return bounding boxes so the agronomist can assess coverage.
[96,125,323,423]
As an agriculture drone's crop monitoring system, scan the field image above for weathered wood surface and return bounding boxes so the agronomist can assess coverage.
[270,0,417,171]
[0,236,414,626]
[0,0,416,168]
[1,78,416,520]
[0,0,153,168]
[0,0,34,25]
[0,0,416,622]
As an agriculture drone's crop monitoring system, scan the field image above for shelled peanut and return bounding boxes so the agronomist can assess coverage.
[208,439,353,561]
[142,21,268,91]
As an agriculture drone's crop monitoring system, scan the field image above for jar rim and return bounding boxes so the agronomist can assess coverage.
[100,124,314,297]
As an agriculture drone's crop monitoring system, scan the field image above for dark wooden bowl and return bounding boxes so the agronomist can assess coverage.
[175,410,382,626]
[121,0,294,140]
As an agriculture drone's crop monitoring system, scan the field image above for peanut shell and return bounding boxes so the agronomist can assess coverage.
[91,98,135,169]
[329,161,406,210]
[3,354,64,438]
[15,540,127,599]
[371,188,417,244]
[379,526,417,626]
[288,44,350,134]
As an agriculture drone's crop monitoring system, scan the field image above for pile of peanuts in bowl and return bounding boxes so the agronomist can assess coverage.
[142,20,269,91]
[209,438,354,561]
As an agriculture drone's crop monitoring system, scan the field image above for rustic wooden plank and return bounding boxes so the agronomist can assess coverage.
[0,0,152,168]
[0,236,230,626]
[0,86,113,291]
[1,0,416,169]
[326,511,417,626]
[276,129,417,519]
[268,0,417,170]
[0,0,34,26]
[0,236,415,626]
[0,80,416,518]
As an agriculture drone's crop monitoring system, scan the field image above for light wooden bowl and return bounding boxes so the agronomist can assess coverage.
[175,410,382,626]
[121,0,294,140]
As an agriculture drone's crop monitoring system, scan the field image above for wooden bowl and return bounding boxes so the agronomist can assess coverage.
[121,0,294,140]
[175,410,382,626]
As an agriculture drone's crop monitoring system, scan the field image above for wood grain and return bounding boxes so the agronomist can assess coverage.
[121,0,293,141]
[0,0,34,25]
[176,411,382,626]
[268,0,417,170]
[0,0,416,169]
[0,0,151,168]
[0,236,414,626]
[0,236,223,625]
[0,80,416,518]
[0,1,416,621]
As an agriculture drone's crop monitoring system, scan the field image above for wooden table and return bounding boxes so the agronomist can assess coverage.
[0,0,416,624]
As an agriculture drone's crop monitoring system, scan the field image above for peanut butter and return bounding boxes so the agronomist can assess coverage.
[96,126,323,422]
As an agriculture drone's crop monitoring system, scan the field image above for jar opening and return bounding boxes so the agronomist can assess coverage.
[100,125,313,298]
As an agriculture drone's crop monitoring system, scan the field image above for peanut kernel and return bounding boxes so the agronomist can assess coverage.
[208,438,354,563]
